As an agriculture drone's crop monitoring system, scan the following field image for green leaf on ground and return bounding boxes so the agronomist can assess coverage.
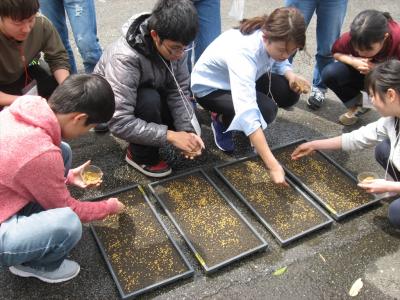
[273,266,287,276]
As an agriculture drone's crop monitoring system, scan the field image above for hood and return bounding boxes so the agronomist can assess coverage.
[124,13,156,57]
[8,95,61,146]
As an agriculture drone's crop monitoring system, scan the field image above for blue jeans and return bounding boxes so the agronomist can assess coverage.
[188,0,221,71]
[375,139,400,229]
[285,0,348,91]
[0,142,82,270]
[39,0,102,73]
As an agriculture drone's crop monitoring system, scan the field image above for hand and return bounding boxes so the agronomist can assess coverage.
[358,179,398,194]
[291,142,315,160]
[289,75,310,94]
[107,198,125,214]
[269,163,289,187]
[352,58,374,75]
[181,148,202,160]
[167,131,205,153]
[68,160,103,188]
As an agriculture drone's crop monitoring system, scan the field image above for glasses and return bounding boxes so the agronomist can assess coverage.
[162,42,194,56]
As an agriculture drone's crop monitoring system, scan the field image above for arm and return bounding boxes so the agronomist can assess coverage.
[40,16,71,74]
[53,69,69,84]
[0,91,19,106]
[103,52,169,146]
[16,151,122,222]
[291,136,342,160]
[249,128,288,186]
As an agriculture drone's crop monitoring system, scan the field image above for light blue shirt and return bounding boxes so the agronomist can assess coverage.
[191,29,292,136]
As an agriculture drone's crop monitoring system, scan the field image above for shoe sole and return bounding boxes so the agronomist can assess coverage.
[125,155,172,178]
[9,265,80,283]
[211,122,234,152]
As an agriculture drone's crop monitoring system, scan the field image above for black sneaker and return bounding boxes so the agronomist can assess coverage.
[307,87,326,110]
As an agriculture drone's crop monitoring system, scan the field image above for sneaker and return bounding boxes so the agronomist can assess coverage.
[9,259,80,283]
[125,148,172,178]
[307,87,326,110]
[94,123,109,133]
[338,106,370,126]
[210,113,234,152]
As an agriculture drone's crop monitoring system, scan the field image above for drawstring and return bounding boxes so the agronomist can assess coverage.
[18,45,31,87]
[158,54,194,119]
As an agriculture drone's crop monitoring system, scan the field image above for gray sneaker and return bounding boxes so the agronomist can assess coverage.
[9,259,80,283]
[307,87,326,110]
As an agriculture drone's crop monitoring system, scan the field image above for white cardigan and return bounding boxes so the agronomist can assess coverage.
[342,116,400,171]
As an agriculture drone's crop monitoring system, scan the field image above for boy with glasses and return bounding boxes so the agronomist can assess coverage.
[94,0,204,178]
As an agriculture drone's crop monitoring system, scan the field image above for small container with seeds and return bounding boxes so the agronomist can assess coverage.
[81,165,103,185]
[357,171,379,184]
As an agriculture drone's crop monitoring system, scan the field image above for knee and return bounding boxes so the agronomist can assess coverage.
[374,140,390,168]
[388,199,400,229]
[321,63,337,86]
[53,208,82,245]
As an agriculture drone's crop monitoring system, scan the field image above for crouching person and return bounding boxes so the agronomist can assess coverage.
[0,74,124,283]
[94,0,204,178]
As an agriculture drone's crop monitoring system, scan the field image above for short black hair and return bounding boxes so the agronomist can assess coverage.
[350,10,392,51]
[148,0,198,46]
[49,74,115,125]
[0,0,39,21]
[365,59,400,102]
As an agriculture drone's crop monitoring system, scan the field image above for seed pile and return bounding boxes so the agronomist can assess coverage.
[92,187,189,295]
[274,144,375,215]
[153,172,263,268]
[219,158,329,241]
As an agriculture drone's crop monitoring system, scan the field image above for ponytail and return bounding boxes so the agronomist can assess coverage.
[238,7,305,50]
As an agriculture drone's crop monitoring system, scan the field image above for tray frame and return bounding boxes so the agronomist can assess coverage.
[89,184,194,299]
[148,168,268,274]
[215,155,333,246]
[272,139,383,221]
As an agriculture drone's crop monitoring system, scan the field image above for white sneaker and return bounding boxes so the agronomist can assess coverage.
[9,259,80,283]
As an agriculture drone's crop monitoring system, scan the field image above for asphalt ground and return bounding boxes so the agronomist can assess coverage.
[1,0,400,299]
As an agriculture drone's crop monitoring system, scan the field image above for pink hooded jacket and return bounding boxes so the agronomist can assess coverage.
[0,96,118,223]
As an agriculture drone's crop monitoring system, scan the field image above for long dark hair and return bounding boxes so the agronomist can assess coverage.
[238,7,306,49]
[365,59,400,102]
[350,10,392,51]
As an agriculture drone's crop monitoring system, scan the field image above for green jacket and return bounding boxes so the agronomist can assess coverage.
[0,14,70,85]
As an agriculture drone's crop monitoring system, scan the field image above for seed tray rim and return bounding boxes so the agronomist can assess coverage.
[272,139,383,221]
[89,184,194,299]
[148,168,268,274]
[214,157,333,246]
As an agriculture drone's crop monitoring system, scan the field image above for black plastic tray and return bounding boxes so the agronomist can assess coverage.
[89,185,194,299]
[148,169,268,273]
[215,155,333,246]
[272,139,382,221]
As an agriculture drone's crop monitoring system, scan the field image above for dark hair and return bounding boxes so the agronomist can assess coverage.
[0,0,39,21]
[239,7,306,49]
[48,74,115,125]
[365,60,400,102]
[350,10,392,51]
[148,0,198,45]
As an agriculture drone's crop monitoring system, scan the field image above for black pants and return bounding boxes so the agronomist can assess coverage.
[0,65,58,100]
[321,61,365,108]
[129,88,174,165]
[196,73,299,128]
[374,139,400,228]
